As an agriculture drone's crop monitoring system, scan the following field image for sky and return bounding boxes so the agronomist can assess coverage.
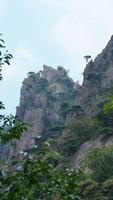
[1,0,113,115]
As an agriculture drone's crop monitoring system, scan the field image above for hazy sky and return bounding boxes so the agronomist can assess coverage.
[1,0,113,114]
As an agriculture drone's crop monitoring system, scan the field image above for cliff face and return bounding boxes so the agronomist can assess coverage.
[66,36,113,168]
[75,35,113,115]
[16,65,75,151]
[69,134,113,169]
[11,35,113,165]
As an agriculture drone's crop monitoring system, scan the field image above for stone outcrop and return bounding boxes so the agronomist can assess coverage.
[75,35,113,115]
[69,134,113,169]
[2,36,113,166]
[66,35,113,168]
[16,65,75,152]
[16,35,113,159]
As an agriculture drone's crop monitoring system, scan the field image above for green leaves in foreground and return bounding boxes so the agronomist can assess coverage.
[0,34,13,80]
[0,115,28,143]
[0,159,85,200]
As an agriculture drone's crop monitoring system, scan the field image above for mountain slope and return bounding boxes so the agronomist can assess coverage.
[75,35,113,115]
[15,35,113,166]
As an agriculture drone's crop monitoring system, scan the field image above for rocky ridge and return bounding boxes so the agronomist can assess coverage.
[13,35,113,167]
[68,35,113,168]
[16,65,76,152]
[75,35,113,115]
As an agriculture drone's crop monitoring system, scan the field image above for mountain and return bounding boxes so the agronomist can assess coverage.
[68,35,113,167]
[2,36,113,200]
[16,65,76,152]
[5,35,113,165]
[75,35,113,115]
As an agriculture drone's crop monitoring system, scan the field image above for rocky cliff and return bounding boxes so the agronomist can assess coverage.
[75,35,113,115]
[67,35,113,168]
[16,65,76,152]
[14,35,113,166]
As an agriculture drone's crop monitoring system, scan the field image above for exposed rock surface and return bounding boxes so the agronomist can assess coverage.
[67,35,113,168]
[69,134,113,169]
[75,35,113,115]
[16,65,75,151]
[2,36,113,165]
[15,36,113,161]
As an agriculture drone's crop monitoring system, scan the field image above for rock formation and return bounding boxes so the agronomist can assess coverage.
[2,36,113,166]
[16,65,75,151]
[75,35,113,115]
[66,35,113,168]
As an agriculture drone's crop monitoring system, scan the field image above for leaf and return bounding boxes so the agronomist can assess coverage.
[4,60,10,65]
[0,44,5,48]
[4,55,12,60]
[7,53,13,58]
[0,101,5,110]
[0,39,5,44]
[0,75,3,80]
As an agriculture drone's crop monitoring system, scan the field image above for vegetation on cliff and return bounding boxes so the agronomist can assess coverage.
[1,36,113,199]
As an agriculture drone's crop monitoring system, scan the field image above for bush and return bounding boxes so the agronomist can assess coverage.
[81,146,113,183]
[59,117,99,156]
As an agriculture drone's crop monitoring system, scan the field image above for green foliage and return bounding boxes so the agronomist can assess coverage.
[86,72,102,83]
[0,115,28,143]
[47,92,57,103]
[2,36,113,200]
[97,98,113,128]
[61,78,74,89]
[66,105,84,116]
[0,34,13,80]
[101,179,113,199]
[41,168,85,200]
[104,95,113,113]
[24,96,34,109]
[0,158,53,200]
[59,117,99,156]
[84,55,91,63]
[36,78,49,93]
[78,179,101,200]
[81,146,113,183]
[0,36,28,144]
[56,78,75,98]
[27,71,35,76]
[0,101,5,110]
[102,53,107,59]
[60,104,84,120]
[32,141,63,167]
